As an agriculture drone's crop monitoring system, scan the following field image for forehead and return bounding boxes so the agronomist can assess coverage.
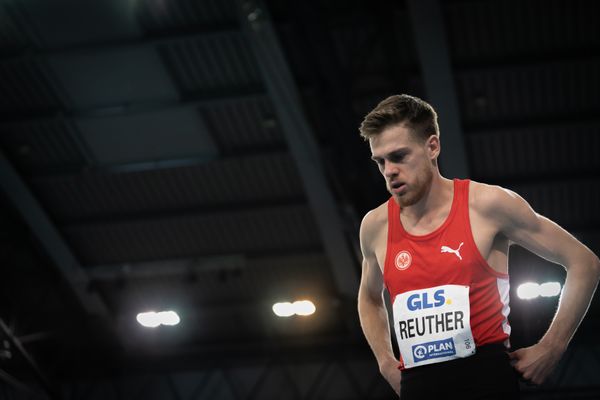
[369,124,417,156]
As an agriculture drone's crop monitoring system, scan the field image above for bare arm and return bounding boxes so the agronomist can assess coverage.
[357,211,400,395]
[482,186,600,383]
[358,258,396,370]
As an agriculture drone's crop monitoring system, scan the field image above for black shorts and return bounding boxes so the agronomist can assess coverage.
[400,343,520,399]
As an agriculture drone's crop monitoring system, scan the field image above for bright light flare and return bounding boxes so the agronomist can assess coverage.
[517,282,540,300]
[137,311,161,328]
[136,310,180,327]
[293,300,316,316]
[539,282,561,297]
[159,311,181,326]
[517,282,562,300]
[272,302,295,317]
[272,300,316,317]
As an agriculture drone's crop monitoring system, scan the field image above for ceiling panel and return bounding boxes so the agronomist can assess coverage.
[199,96,285,150]
[32,152,303,222]
[457,59,600,126]
[0,118,86,173]
[445,0,600,64]
[48,46,178,110]
[0,4,33,52]
[76,107,217,166]
[17,0,141,48]
[0,58,65,113]
[507,179,600,230]
[329,9,418,73]
[65,205,321,265]
[137,0,238,33]
[468,122,600,179]
[158,32,261,95]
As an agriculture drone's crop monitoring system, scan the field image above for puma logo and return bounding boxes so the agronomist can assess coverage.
[441,242,464,260]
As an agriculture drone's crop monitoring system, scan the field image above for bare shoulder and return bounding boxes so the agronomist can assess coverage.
[360,201,388,252]
[469,180,537,230]
[469,180,522,215]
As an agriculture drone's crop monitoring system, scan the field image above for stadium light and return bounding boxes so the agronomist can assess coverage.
[272,300,316,317]
[517,282,562,300]
[517,282,540,300]
[159,311,181,325]
[293,300,316,316]
[272,302,295,317]
[136,310,180,327]
[539,282,562,297]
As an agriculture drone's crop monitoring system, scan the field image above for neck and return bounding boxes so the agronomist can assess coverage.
[400,171,453,220]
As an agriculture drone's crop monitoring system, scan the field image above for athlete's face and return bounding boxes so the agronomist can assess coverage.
[369,124,439,207]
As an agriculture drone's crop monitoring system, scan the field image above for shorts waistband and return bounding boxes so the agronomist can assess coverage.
[473,342,508,354]
[401,342,508,376]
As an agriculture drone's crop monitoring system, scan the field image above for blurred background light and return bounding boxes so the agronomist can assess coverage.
[159,310,181,325]
[517,282,540,300]
[272,302,295,317]
[137,311,161,328]
[539,282,562,297]
[293,300,316,316]
[136,310,180,327]
[517,282,562,300]
[273,300,316,317]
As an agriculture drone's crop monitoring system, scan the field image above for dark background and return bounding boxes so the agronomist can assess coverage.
[0,0,599,399]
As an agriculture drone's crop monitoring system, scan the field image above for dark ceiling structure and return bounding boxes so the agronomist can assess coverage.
[0,0,599,399]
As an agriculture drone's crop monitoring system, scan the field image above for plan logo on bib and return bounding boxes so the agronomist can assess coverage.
[412,338,456,361]
[395,251,412,270]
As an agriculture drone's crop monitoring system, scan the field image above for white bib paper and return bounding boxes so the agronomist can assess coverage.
[392,284,476,368]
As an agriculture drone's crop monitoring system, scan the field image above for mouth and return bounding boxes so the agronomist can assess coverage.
[389,181,407,194]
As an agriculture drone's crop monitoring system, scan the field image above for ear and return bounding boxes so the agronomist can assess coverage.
[425,134,440,160]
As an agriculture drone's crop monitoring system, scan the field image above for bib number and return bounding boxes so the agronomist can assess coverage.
[392,284,476,368]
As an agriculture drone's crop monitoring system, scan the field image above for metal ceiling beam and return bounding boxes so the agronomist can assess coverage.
[28,145,287,179]
[86,252,326,280]
[0,150,110,318]
[88,254,247,280]
[0,369,37,398]
[60,197,306,227]
[407,0,469,178]
[0,318,58,399]
[236,0,359,298]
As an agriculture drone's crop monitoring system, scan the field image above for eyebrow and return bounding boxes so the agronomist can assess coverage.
[371,148,410,161]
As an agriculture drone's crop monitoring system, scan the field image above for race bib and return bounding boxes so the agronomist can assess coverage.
[392,284,476,368]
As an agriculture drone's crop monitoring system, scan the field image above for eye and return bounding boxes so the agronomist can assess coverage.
[389,151,409,163]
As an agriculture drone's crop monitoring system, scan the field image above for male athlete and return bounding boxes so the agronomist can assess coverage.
[357,94,600,398]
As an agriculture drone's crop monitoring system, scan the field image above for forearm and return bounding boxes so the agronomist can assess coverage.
[541,254,600,349]
[358,289,397,369]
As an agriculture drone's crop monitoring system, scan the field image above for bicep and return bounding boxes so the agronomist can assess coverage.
[359,213,385,300]
[360,255,385,300]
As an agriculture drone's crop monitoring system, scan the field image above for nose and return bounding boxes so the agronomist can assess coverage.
[383,160,399,177]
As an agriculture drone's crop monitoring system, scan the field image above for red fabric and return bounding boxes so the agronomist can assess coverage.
[384,179,510,365]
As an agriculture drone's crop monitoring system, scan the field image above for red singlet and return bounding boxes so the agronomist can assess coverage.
[384,179,510,369]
